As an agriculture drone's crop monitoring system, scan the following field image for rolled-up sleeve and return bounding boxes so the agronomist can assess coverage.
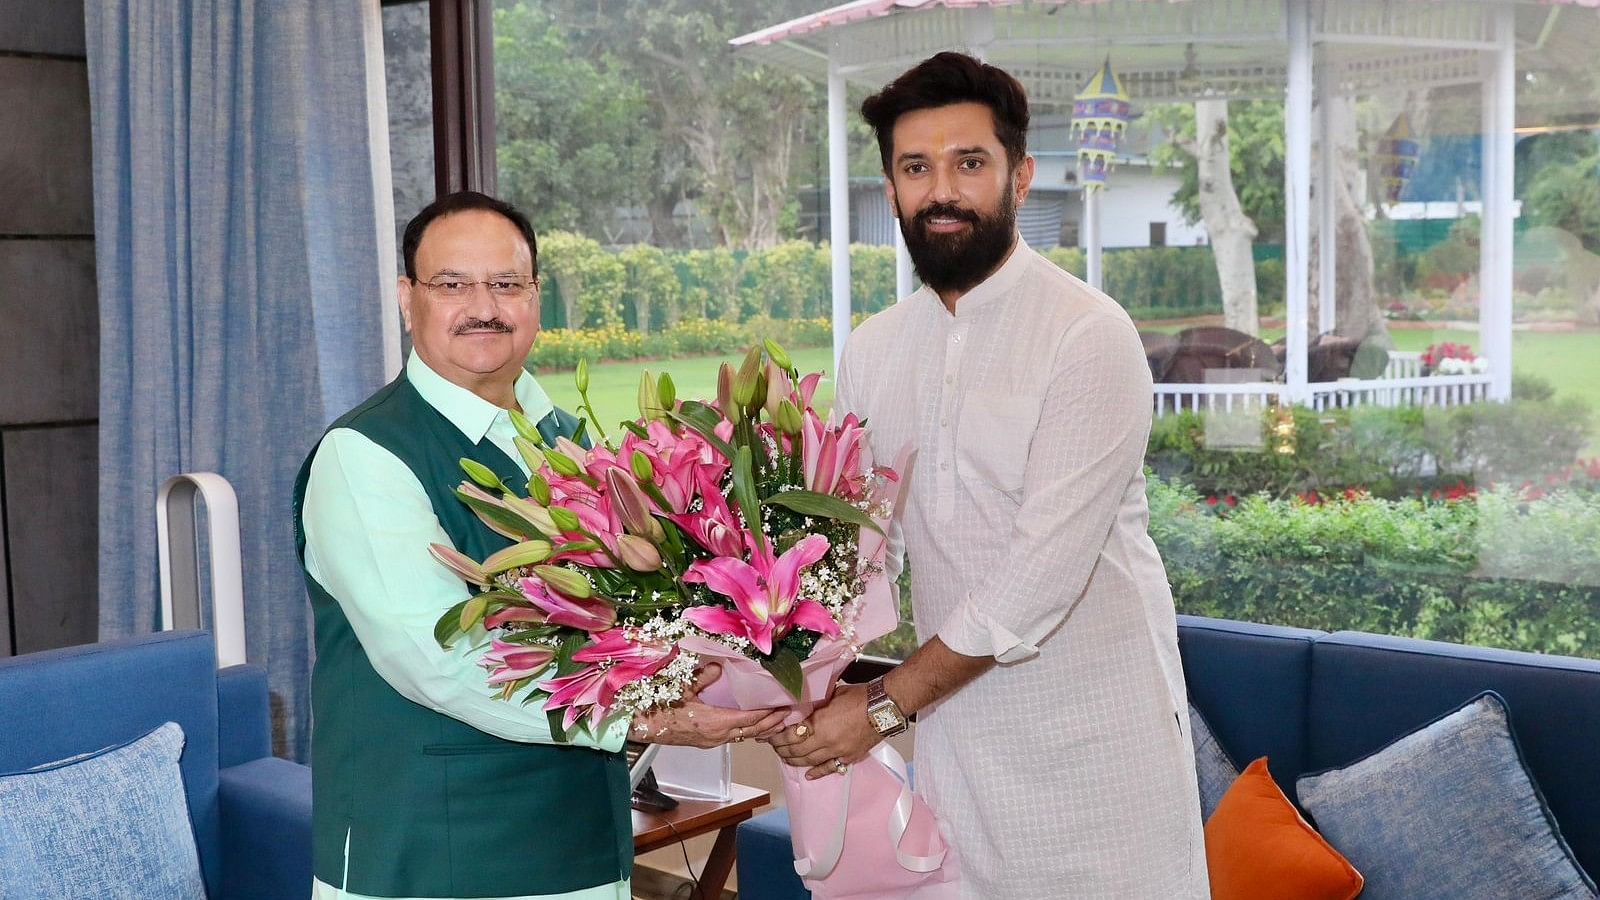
[936,312,1155,663]
[302,427,628,751]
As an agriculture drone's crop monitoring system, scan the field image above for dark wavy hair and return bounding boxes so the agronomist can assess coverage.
[401,190,538,280]
[859,51,1030,173]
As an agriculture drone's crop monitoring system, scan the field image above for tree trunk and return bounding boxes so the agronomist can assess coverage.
[1193,100,1261,336]
[1316,95,1386,342]
[646,191,687,249]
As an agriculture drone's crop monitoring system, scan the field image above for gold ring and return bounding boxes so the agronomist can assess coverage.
[734,727,745,742]
[833,758,848,774]
[794,724,811,738]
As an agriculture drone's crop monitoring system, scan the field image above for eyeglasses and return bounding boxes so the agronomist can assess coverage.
[418,274,539,302]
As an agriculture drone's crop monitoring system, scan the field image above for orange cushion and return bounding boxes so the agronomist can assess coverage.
[1205,757,1365,900]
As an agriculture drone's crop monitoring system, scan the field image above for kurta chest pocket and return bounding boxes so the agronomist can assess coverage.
[956,396,1041,494]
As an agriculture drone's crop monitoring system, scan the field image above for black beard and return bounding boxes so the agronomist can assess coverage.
[898,184,1017,296]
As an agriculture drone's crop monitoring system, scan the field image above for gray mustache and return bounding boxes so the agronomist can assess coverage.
[454,317,513,334]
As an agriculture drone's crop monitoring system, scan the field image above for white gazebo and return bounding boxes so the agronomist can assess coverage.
[733,0,1600,414]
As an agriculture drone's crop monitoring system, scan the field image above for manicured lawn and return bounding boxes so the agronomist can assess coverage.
[534,326,1600,450]
[537,345,838,437]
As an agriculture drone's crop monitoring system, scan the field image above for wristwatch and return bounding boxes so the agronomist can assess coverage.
[866,676,909,738]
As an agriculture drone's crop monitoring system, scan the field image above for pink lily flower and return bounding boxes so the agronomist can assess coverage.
[544,629,678,730]
[517,576,616,632]
[479,639,556,686]
[681,533,840,655]
[801,410,866,498]
[669,468,746,558]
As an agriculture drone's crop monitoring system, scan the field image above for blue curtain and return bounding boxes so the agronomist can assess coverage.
[87,0,398,760]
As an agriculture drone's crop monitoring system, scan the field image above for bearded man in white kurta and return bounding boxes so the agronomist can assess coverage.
[769,53,1209,898]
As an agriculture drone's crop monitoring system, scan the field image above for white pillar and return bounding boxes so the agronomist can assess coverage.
[1085,187,1103,290]
[1479,6,1515,401]
[1284,0,1313,401]
[828,54,852,373]
[1317,57,1338,337]
[894,222,914,300]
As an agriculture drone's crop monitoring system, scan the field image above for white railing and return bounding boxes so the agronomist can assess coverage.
[1382,350,1425,379]
[1153,371,1494,417]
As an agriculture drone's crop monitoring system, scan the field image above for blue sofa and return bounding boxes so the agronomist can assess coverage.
[737,615,1600,898]
[0,630,312,900]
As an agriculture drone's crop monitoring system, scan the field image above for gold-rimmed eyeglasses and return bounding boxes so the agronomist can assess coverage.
[418,274,539,302]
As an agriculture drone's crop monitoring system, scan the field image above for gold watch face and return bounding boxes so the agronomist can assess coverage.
[869,704,904,733]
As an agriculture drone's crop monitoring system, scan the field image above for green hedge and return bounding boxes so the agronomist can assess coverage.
[1147,476,1600,658]
[1146,395,1594,498]
[526,316,847,371]
[540,233,1286,332]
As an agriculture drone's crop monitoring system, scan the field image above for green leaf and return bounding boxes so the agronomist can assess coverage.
[546,707,572,743]
[763,490,885,536]
[434,598,470,649]
[621,420,651,442]
[732,445,766,554]
[460,458,506,492]
[573,418,590,447]
[760,647,805,701]
[667,401,736,460]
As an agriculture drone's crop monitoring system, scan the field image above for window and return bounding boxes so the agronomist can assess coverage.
[449,2,1600,666]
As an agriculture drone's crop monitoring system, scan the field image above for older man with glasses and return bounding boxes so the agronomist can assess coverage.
[292,191,783,900]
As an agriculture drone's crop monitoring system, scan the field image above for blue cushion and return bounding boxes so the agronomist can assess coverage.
[1297,692,1595,900]
[1308,629,1600,879]
[0,631,222,894]
[0,722,205,899]
[1187,702,1237,823]
[1178,615,1321,803]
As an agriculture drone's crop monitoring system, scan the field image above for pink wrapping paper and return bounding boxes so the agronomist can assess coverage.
[683,448,962,896]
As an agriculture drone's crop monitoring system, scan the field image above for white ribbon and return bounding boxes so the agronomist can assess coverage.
[793,742,947,882]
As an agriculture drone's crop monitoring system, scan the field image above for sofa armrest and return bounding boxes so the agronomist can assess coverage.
[217,664,273,768]
[736,808,810,900]
[219,757,312,900]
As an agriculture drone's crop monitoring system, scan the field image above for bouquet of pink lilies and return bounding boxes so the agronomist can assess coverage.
[430,340,902,737]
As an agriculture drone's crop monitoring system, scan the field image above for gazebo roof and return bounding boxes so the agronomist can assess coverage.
[733,0,1600,105]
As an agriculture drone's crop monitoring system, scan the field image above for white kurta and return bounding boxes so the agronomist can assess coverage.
[835,240,1209,899]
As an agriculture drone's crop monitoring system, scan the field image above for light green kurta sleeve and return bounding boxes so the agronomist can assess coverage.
[302,426,630,751]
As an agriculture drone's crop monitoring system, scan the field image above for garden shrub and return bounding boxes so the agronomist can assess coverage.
[1146,474,1600,658]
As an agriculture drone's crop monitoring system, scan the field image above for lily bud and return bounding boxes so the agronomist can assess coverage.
[717,362,735,415]
[548,506,582,534]
[764,338,793,372]
[764,360,794,419]
[482,540,553,574]
[514,436,545,476]
[606,468,665,544]
[508,408,543,445]
[575,357,590,394]
[657,372,677,411]
[775,399,804,436]
[528,474,552,506]
[637,369,661,421]
[734,348,762,411]
[429,543,490,587]
[615,534,663,573]
[533,565,593,599]
[503,496,558,537]
[542,448,582,478]
[630,449,655,484]
[460,458,505,492]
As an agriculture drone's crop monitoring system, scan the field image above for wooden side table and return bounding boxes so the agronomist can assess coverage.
[633,783,772,900]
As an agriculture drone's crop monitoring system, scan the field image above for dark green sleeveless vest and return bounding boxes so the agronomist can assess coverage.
[292,373,631,898]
